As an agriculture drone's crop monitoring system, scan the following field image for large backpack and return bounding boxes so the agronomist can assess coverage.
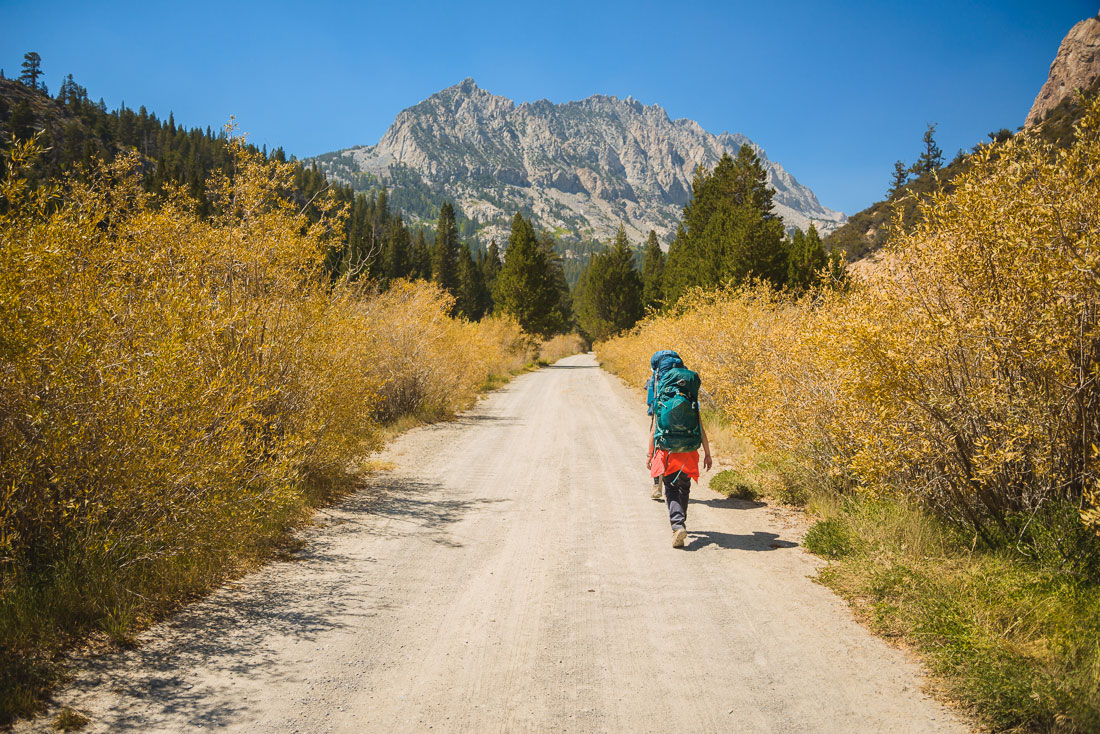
[645,350,684,416]
[653,366,702,453]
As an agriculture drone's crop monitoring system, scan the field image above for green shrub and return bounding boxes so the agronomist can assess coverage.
[776,484,810,506]
[708,469,760,500]
[803,518,854,559]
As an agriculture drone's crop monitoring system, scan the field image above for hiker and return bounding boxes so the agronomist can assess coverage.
[645,350,685,501]
[647,362,712,547]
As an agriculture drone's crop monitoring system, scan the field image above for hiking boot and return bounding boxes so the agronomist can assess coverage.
[651,483,663,501]
[672,526,687,548]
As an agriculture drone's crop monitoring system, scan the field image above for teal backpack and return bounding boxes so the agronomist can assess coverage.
[653,366,702,453]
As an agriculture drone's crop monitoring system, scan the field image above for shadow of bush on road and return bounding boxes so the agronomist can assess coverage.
[51,474,499,730]
[693,496,767,510]
[683,530,798,552]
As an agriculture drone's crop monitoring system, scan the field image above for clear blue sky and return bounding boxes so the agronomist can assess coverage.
[1,0,1095,214]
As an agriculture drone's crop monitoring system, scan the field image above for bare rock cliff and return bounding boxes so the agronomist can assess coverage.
[1026,16,1100,127]
[308,79,844,245]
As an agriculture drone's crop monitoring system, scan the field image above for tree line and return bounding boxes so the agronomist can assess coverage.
[573,145,845,341]
[3,51,842,341]
[0,54,577,329]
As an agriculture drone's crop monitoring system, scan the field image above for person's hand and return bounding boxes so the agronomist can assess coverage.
[646,453,652,469]
[703,452,712,471]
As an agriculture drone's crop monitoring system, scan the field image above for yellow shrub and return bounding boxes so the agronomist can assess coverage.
[356,281,533,421]
[538,333,587,364]
[0,139,365,574]
[598,284,842,489]
[599,96,1100,546]
[0,133,536,718]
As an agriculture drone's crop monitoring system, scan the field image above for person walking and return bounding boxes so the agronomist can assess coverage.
[644,350,685,502]
[647,366,712,547]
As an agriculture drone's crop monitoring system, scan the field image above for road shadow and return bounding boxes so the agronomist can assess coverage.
[545,364,597,370]
[683,530,798,552]
[60,551,389,730]
[451,413,520,427]
[53,475,494,730]
[694,495,767,510]
[323,475,506,549]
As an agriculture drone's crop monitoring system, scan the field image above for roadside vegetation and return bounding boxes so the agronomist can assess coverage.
[598,97,1100,732]
[0,136,563,724]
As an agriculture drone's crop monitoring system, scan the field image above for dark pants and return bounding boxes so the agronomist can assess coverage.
[663,472,691,530]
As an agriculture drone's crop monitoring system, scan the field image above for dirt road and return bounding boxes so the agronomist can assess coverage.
[24,353,968,733]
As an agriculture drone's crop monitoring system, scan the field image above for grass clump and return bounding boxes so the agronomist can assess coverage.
[802,518,854,559]
[810,497,1100,732]
[52,707,89,731]
[708,469,760,500]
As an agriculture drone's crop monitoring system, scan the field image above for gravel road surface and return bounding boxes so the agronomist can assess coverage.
[21,353,968,733]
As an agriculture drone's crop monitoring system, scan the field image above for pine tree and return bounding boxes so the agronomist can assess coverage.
[887,160,909,198]
[382,216,412,283]
[493,213,568,336]
[456,242,489,320]
[576,225,644,340]
[19,52,42,91]
[640,229,665,310]
[663,147,788,305]
[431,202,460,296]
[786,224,828,289]
[540,232,573,331]
[9,99,36,140]
[482,239,502,292]
[410,229,432,280]
[913,123,944,175]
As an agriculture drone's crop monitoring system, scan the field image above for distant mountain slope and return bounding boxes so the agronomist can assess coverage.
[826,15,1100,263]
[307,79,845,246]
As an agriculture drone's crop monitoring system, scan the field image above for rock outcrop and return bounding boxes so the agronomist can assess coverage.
[308,79,845,245]
[1026,16,1100,127]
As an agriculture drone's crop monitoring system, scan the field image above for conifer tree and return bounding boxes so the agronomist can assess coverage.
[456,242,490,320]
[482,239,502,292]
[431,202,460,296]
[382,216,411,283]
[887,160,909,198]
[19,52,42,91]
[576,225,644,340]
[540,232,573,330]
[9,100,35,140]
[786,224,828,289]
[493,213,568,336]
[913,123,944,175]
[640,229,665,310]
[410,229,432,280]
[663,147,788,305]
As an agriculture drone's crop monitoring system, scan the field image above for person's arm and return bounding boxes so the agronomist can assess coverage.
[647,415,656,468]
[700,421,712,471]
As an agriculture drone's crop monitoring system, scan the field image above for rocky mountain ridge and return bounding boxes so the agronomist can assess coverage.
[307,79,845,246]
[1026,15,1100,127]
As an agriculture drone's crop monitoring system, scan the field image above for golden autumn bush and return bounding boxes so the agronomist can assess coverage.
[357,280,534,422]
[599,100,1100,730]
[599,283,845,498]
[600,96,1100,561]
[0,135,532,722]
[537,333,587,364]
